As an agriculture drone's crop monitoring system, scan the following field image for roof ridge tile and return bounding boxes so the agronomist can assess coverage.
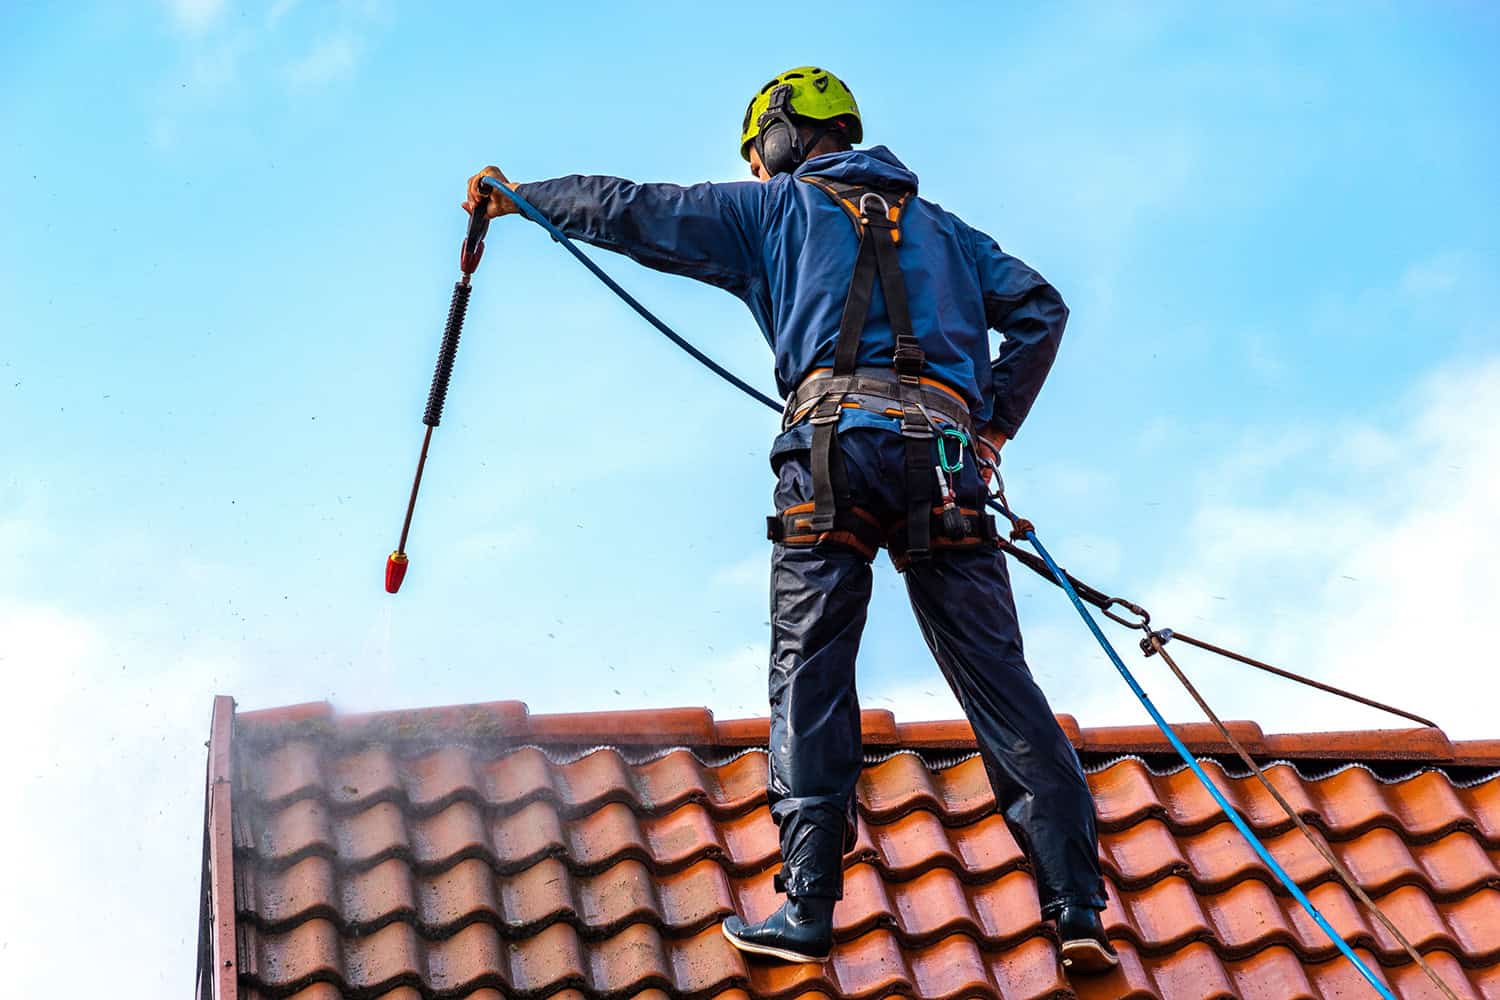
[230,697,1500,765]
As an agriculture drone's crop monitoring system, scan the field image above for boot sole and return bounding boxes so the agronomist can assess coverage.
[1061,938,1119,974]
[721,922,829,964]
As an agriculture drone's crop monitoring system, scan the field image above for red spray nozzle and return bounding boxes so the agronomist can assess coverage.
[385,551,409,594]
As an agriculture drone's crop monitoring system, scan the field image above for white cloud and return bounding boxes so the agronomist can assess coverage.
[149,0,389,144]
[1399,252,1465,297]
[869,677,964,721]
[268,0,302,25]
[0,597,252,996]
[1242,333,1289,383]
[0,477,50,582]
[450,526,530,559]
[711,551,769,589]
[285,32,360,91]
[165,0,226,33]
[1064,356,1500,739]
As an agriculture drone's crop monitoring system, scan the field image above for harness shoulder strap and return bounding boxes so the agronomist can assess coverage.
[795,176,934,558]
[800,177,913,373]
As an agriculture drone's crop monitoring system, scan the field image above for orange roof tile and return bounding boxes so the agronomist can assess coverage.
[200,698,1500,999]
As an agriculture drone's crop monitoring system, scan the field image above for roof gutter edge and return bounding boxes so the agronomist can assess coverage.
[202,695,239,1000]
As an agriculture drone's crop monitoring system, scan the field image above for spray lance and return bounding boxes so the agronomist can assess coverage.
[384,199,492,594]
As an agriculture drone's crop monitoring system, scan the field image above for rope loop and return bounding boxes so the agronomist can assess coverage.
[1101,596,1151,631]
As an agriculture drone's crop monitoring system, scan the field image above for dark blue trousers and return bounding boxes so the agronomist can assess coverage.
[767,428,1107,916]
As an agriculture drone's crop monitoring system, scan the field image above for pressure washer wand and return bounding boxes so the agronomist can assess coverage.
[385,202,492,594]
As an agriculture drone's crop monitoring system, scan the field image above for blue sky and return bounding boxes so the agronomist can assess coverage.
[2,1,1497,993]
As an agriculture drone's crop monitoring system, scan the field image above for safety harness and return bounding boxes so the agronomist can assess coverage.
[766,176,998,568]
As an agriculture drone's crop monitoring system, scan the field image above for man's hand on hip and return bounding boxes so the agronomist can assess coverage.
[463,166,521,219]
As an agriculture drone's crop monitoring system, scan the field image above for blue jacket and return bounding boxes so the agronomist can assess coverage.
[515,146,1067,453]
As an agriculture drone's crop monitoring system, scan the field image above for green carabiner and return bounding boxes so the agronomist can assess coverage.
[938,427,969,473]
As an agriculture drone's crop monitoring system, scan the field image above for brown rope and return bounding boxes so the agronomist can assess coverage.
[1143,631,1460,999]
[1167,630,1438,729]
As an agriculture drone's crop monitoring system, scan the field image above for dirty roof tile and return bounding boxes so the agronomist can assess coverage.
[241,855,338,930]
[341,856,416,929]
[490,798,565,868]
[332,798,408,868]
[208,699,1500,1000]
[324,746,401,810]
[657,858,738,931]
[496,854,573,931]
[404,745,482,811]
[478,745,554,810]
[505,920,588,993]
[409,799,488,868]
[415,855,496,932]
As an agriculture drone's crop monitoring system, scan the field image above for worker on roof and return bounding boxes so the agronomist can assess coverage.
[465,66,1115,974]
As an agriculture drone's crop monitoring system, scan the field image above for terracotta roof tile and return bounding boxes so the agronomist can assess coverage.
[208,700,1500,999]
[1131,940,1238,998]
[418,855,497,931]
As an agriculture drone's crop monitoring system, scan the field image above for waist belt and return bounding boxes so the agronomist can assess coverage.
[783,367,973,434]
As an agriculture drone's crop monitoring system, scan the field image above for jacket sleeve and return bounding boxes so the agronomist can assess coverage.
[513,175,766,299]
[969,229,1069,439]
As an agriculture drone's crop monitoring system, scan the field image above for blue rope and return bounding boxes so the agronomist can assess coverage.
[991,501,1395,998]
[474,175,1394,995]
[477,179,782,411]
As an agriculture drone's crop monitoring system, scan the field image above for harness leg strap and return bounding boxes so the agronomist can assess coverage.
[808,395,847,533]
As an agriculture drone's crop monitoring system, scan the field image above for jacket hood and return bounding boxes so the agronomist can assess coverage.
[794,145,919,192]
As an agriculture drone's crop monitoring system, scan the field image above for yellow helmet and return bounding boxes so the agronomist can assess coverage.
[740,66,862,163]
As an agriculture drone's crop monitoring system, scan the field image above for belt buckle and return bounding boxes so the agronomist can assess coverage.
[809,394,843,426]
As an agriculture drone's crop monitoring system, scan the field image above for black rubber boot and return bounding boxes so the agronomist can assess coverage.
[1056,904,1118,973]
[722,895,835,963]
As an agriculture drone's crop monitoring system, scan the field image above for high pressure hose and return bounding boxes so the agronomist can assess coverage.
[397,177,1418,996]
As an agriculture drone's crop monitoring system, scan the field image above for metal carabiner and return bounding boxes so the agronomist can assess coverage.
[978,454,1004,498]
[937,427,968,474]
[1101,597,1152,631]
